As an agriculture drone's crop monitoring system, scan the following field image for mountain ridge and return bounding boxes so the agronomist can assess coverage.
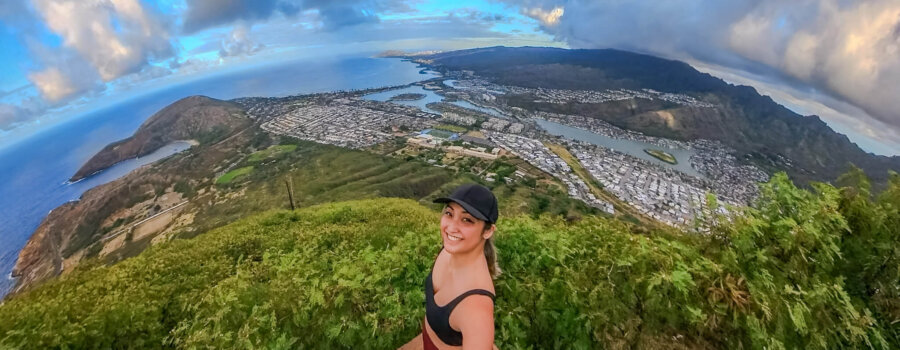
[69,95,250,182]
[417,46,899,186]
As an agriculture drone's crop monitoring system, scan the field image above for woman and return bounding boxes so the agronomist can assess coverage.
[400,183,501,350]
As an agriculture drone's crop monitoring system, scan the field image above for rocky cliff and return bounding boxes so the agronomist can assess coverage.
[10,96,253,295]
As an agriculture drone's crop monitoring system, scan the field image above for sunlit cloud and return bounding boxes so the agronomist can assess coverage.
[523,6,563,26]
[26,0,172,101]
[499,0,900,155]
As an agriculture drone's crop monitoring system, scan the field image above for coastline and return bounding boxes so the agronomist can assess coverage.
[0,57,434,299]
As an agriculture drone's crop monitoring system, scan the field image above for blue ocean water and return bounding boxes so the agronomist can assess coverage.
[363,85,444,114]
[0,55,433,298]
[363,82,508,118]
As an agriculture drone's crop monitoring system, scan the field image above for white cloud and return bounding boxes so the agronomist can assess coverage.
[501,0,900,149]
[28,67,79,102]
[523,6,563,26]
[28,0,173,101]
[218,23,265,58]
[725,0,900,129]
[690,59,900,155]
[25,44,106,104]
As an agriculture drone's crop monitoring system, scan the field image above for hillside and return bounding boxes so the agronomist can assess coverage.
[1,173,898,348]
[418,46,900,186]
[10,120,260,296]
[70,95,250,182]
[11,128,596,296]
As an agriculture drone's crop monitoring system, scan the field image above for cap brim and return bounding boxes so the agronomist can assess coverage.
[433,197,490,222]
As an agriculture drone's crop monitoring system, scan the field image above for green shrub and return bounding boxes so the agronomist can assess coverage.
[1,171,897,349]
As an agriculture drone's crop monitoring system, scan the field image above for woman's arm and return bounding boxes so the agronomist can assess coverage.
[454,295,496,350]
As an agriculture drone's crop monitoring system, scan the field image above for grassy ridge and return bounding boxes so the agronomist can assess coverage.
[1,170,898,348]
[216,166,254,184]
[188,139,598,239]
[247,144,297,163]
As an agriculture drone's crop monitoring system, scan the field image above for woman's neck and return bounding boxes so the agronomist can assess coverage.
[447,243,486,273]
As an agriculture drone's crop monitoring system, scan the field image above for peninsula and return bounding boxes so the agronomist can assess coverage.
[644,149,678,164]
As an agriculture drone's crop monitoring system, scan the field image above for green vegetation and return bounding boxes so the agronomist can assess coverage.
[426,129,455,139]
[388,93,426,101]
[196,124,231,145]
[171,138,596,244]
[2,170,898,348]
[487,160,517,182]
[173,180,195,197]
[644,148,678,164]
[216,166,254,184]
[247,144,298,163]
[434,123,468,133]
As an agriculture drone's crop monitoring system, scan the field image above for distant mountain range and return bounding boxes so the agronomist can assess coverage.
[416,46,900,187]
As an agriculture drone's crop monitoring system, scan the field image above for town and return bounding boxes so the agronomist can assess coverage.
[446,77,716,108]
[485,131,616,214]
[240,75,768,228]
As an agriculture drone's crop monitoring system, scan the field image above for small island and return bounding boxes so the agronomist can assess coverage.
[644,148,678,164]
[388,93,426,102]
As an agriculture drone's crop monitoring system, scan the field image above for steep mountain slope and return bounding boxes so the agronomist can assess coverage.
[70,95,250,182]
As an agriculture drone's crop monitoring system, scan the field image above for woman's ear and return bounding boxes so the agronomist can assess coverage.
[482,224,496,240]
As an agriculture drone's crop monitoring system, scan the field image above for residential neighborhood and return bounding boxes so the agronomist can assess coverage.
[251,77,768,227]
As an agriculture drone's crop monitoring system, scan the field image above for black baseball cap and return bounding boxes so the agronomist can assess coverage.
[433,183,499,223]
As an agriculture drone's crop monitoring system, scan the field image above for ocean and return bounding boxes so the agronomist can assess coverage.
[0,54,435,298]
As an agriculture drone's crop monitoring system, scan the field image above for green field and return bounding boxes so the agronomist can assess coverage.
[190,139,598,237]
[216,166,254,184]
[434,123,468,133]
[247,144,297,163]
[644,148,678,164]
[426,129,455,139]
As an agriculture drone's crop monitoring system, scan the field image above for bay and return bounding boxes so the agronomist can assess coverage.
[0,55,431,298]
[535,118,704,178]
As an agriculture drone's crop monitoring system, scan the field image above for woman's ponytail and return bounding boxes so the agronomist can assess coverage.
[484,235,501,279]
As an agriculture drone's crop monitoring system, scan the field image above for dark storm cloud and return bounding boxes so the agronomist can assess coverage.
[246,9,511,49]
[182,0,282,34]
[315,5,380,31]
[450,8,507,23]
[0,96,45,131]
[181,0,415,34]
[0,104,31,130]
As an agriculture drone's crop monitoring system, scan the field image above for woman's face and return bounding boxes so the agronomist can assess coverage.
[440,202,490,254]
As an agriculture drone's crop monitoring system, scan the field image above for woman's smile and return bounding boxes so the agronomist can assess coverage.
[440,202,486,250]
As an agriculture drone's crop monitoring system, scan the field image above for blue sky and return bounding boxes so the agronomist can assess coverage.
[1,0,898,155]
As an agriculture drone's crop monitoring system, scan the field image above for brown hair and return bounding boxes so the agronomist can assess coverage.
[483,222,501,279]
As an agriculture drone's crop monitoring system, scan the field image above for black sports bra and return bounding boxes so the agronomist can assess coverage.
[424,251,496,346]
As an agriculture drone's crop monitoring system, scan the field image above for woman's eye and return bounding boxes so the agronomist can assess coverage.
[463,218,472,223]
[444,211,451,216]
